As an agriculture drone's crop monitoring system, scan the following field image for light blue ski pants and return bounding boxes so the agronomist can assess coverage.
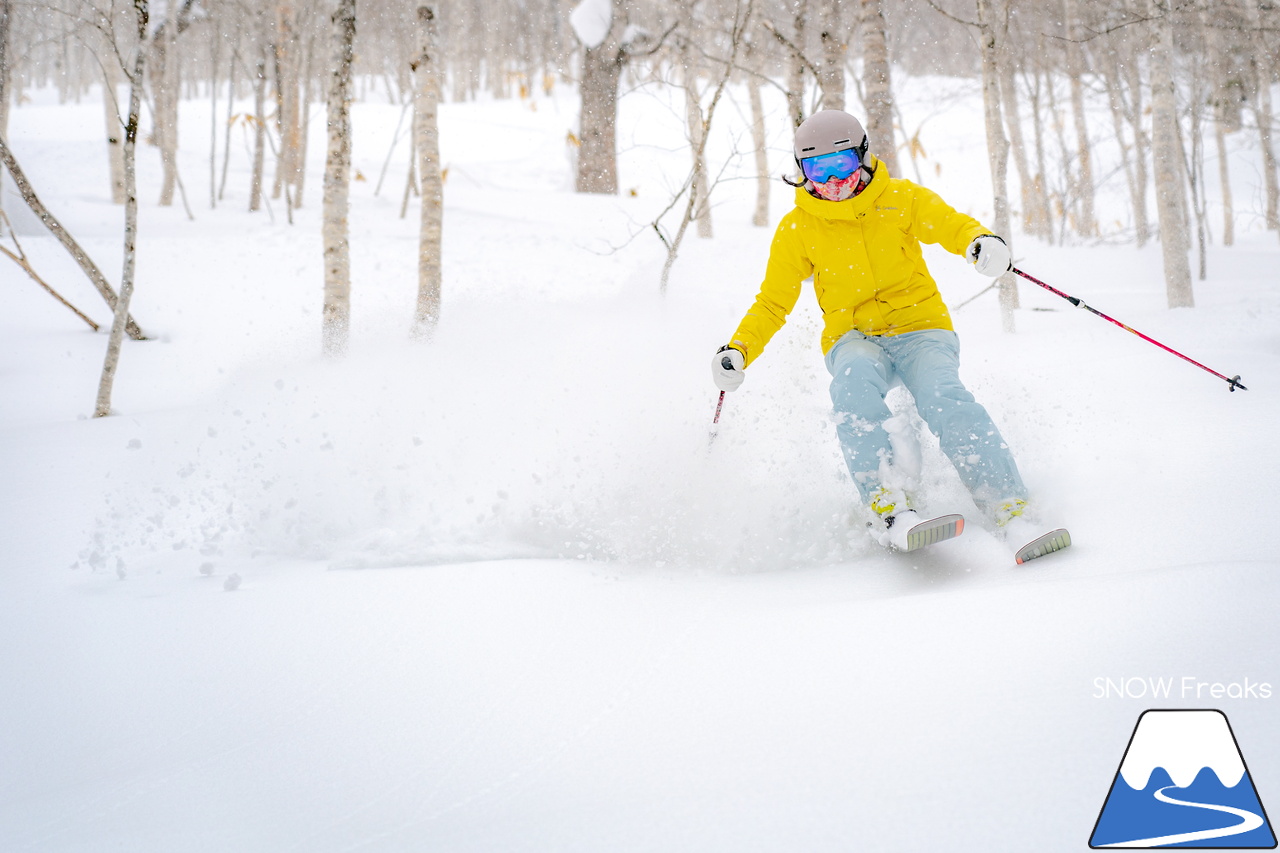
[824,328,1027,511]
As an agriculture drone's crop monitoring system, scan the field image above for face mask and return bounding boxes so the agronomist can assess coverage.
[809,172,860,201]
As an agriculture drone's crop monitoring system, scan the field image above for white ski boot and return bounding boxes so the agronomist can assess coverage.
[868,487,964,553]
[996,499,1071,565]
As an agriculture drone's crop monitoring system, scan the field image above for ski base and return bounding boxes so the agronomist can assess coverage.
[902,513,965,552]
[1014,528,1072,564]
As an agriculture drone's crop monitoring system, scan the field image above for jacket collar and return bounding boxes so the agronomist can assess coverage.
[794,154,890,220]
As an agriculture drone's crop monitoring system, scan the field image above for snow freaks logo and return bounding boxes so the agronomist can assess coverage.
[1089,710,1277,848]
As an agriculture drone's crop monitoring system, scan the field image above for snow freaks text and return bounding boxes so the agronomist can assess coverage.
[1093,677,1273,701]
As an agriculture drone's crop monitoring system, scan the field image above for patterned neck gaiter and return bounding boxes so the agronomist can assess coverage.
[807,167,870,202]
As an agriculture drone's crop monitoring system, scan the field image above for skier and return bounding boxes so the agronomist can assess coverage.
[712,109,1067,560]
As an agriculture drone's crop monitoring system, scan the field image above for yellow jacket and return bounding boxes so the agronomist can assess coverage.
[728,157,992,366]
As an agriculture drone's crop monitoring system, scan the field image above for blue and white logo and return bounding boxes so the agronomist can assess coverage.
[1090,709,1276,848]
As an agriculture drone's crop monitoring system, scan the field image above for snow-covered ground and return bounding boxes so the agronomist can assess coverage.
[2,72,1278,851]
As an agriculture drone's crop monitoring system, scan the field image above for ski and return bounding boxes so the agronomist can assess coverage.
[1014,528,1072,565]
[899,513,965,552]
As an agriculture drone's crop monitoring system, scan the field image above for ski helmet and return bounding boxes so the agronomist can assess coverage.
[793,110,869,163]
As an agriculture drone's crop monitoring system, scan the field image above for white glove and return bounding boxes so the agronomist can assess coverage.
[966,235,1011,277]
[712,346,745,392]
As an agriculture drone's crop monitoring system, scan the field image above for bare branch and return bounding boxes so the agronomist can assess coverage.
[0,211,101,332]
[0,133,146,339]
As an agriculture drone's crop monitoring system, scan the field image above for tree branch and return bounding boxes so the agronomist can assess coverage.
[0,211,101,332]
[0,133,146,340]
[760,18,820,80]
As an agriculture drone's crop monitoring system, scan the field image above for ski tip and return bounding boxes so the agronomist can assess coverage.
[1015,528,1072,565]
[904,513,965,552]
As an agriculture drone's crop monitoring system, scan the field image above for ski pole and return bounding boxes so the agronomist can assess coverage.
[708,390,726,446]
[1012,267,1248,392]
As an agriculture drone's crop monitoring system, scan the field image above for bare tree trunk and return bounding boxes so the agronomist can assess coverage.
[1102,46,1140,243]
[1063,0,1095,237]
[784,0,808,128]
[209,7,219,209]
[748,69,769,226]
[295,35,315,207]
[860,0,897,176]
[817,0,844,111]
[399,130,417,218]
[322,0,355,355]
[102,58,128,205]
[96,1,149,418]
[1186,76,1208,280]
[273,1,303,205]
[1026,58,1054,243]
[0,0,11,215]
[657,0,756,293]
[1204,3,1234,247]
[249,43,268,212]
[412,5,442,336]
[0,133,145,339]
[997,31,1036,237]
[976,0,1016,330]
[1245,0,1279,234]
[218,38,239,202]
[575,0,625,194]
[678,7,712,239]
[1147,0,1193,308]
[0,0,9,144]
[154,15,179,207]
[1124,47,1151,247]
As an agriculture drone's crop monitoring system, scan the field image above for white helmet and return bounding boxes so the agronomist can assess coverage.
[794,110,869,161]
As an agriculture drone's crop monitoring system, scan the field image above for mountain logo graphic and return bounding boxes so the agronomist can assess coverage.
[1090,709,1277,848]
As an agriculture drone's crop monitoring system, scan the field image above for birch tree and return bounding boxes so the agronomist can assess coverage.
[0,0,10,184]
[745,41,770,226]
[860,0,898,176]
[1062,0,1095,237]
[272,0,306,210]
[573,0,627,194]
[1146,0,1193,308]
[322,0,355,354]
[94,0,149,418]
[998,35,1041,238]
[758,0,819,134]
[656,0,755,293]
[976,0,1016,330]
[411,4,442,336]
[816,0,844,111]
[1101,40,1141,244]
[1123,43,1151,246]
[677,3,712,238]
[1244,0,1279,235]
[1204,1,1235,247]
[249,25,269,213]
[151,8,178,206]
[101,42,127,205]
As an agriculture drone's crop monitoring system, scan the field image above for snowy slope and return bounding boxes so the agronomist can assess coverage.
[1,75,1278,852]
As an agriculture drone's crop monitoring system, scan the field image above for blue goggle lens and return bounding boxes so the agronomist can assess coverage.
[801,149,860,183]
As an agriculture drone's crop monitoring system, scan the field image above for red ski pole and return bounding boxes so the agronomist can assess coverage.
[1012,267,1247,392]
[708,390,726,446]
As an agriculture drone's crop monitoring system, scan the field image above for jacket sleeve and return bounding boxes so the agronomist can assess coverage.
[727,214,813,367]
[908,184,993,257]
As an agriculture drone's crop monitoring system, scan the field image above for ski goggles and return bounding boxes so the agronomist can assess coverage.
[800,149,861,184]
